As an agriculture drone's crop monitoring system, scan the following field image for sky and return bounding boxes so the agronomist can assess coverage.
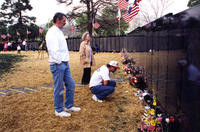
[29,0,69,26]
[29,0,190,26]
[164,0,190,15]
[0,0,190,26]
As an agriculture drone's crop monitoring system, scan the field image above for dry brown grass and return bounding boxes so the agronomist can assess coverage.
[0,51,144,132]
[0,51,52,90]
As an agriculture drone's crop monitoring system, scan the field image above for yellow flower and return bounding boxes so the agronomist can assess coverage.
[144,118,149,123]
[153,98,157,106]
[148,109,155,116]
[150,119,156,126]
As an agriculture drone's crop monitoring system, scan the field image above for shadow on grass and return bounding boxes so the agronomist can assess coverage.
[0,54,25,78]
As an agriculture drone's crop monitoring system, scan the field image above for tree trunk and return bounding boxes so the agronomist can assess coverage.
[86,0,93,36]
[18,0,23,25]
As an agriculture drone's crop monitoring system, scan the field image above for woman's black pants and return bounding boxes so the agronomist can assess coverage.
[81,67,91,85]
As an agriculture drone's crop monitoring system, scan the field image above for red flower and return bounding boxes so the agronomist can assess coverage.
[169,116,175,123]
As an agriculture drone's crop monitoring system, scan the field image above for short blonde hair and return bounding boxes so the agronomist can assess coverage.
[81,32,89,41]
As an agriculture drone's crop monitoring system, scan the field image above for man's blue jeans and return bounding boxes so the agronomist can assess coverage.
[90,80,116,100]
[50,62,75,112]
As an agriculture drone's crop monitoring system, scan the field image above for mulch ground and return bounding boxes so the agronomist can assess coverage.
[0,82,144,132]
[0,51,144,132]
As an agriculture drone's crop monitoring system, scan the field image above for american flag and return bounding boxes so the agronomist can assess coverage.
[118,0,129,10]
[134,0,142,6]
[134,0,138,6]
[137,0,142,3]
[1,34,6,39]
[7,33,11,37]
[39,28,43,34]
[17,31,20,36]
[92,20,100,29]
[71,26,75,34]
[116,9,121,21]
[26,30,31,35]
[122,4,139,23]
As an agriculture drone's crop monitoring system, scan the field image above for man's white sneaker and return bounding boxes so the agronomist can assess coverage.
[65,107,81,112]
[92,95,103,103]
[55,111,71,117]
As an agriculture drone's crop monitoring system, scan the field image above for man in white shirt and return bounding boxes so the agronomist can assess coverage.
[23,40,28,52]
[46,12,80,117]
[89,61,120,102]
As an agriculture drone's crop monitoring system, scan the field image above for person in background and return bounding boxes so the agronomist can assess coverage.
[79,32,96,85]
[23,40,28,52]
[0,42,4,51]
[25,43,28,52]
[4,42,8,52]
[38,39,47,59]
[89,61,120,103]
[92,44,100,53]
[7,41,12,51]
[17,44,21,54]
[46,12,80,117]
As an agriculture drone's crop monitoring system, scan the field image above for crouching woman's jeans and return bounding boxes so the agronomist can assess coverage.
[50,62,75,112]
[90,80,116,100]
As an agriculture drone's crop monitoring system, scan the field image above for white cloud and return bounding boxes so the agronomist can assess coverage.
[29,0,68,25]
[166,0,189,14]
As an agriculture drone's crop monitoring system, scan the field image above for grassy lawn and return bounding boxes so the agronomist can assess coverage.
[0,54,25,78]
[0,51,144,132]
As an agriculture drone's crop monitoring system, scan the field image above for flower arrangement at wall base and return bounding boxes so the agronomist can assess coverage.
[120,49,181,132]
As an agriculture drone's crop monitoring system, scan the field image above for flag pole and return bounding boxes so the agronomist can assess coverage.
[139,12,141,27]
[39,28,40,41]
[92,19,94,37]
[39,28,40,40]
[119,18,120,36]
[26,28,28,40]
[48,18,50,29]
[117,8,121,36]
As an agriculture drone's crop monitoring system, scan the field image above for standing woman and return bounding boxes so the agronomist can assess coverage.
[79,32,96,85]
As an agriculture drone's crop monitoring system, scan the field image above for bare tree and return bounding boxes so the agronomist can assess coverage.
[139,0,174,24]
[56,0,117,36]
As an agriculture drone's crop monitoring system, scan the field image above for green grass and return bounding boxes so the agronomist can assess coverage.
[0,54,25,78]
